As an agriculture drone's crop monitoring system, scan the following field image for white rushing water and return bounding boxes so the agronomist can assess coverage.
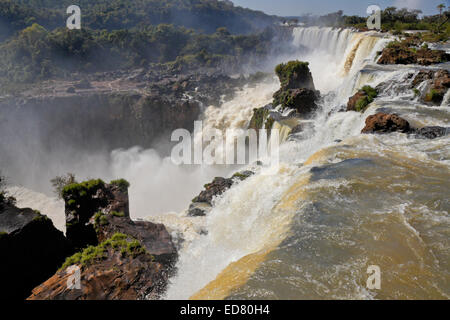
[163,27,402,300]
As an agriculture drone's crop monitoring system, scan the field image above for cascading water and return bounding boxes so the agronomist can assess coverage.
[164,27,450,300]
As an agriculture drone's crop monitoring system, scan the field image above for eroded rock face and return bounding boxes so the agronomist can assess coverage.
[272,60,320,116]
[361,113,411,134]
[273,88,320,115]
[28,178,177,300]
[378,47,449,66]
[411,69,450,105]
[414,126,449,139]
[63,179,176,265]
[0,204,72,300]
[94,215,176,266]
[28,237,168,300]
[188,171,254,216]
[192,177,234,205]
[347,90,368,112]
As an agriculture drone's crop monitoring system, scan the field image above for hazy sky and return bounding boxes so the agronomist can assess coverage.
[231,0,449,16]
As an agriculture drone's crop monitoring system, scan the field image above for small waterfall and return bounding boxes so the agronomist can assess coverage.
[6,186,66,232]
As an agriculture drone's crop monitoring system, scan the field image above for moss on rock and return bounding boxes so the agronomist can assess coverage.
[60,233,148,270]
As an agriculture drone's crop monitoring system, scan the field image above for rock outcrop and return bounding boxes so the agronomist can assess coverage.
[361,113,411,134]
[378,41,450,66]
[28,233,168,300]
[413,126,449,139]
[188,171,254,217]
[0,202,72,300]
[63,179,176,265]
[347,86,378,112]
[272,60,320,116]
[411,69,450,105]
[361,113,448,139]
[27,178,177,300]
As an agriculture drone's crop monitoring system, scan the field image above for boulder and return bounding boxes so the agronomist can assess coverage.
[275,60,315,90]
[347,90,367,112]
[93,213,176,266]
[273,88,320,116]
[0,203,72,300]
[272,60,320,115]
[378,47,417,65]
[192,177,234,205]
[28,233,168,300]
[347,86,378,112]
[378,43,450,66]
[361,113,411,134]
[412,69,450,105]
[188,171,254,216]
[414,126,449,139]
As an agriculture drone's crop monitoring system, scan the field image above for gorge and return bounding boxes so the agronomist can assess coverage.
[1,25,449,300]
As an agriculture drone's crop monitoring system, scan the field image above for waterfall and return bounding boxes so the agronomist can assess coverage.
[164,27,397,300]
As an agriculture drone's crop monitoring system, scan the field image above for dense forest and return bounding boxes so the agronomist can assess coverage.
[1,0,278,39]
[0,0,285,88]
[303,6,449,40]
[1,1,448,90]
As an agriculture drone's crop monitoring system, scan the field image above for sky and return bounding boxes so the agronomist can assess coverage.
[231,0,449,16]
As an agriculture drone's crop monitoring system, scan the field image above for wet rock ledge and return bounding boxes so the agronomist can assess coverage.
[1,178,177,300]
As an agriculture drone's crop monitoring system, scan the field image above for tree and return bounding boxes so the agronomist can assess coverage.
[51,173,77,199]
[438,4,446,17]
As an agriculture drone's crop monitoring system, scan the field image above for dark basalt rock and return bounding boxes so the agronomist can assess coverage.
[94,215,177,266]
[63,179,176,265]
[361,112,410,134]
[414,126,449,139]
[273,88,320,116]
[0,204,72,300]
[188,171,254,216]
[192,177,234,205]
[27,178,177,300]
[272,60,320,116]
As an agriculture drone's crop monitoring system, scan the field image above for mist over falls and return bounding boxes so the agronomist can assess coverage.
[2,25,450,300]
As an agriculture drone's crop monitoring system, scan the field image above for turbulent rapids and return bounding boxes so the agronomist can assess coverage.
[162,27,450,300]
[9,27,450,300]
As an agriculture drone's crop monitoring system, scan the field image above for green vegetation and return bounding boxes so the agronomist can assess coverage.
[51,173,77,199]
[0,23,281,88]
[275,61,310,88]
[93,211,125,232]
[0,0,282,89]
[0,172,16,207]
[62,179,105,201]
[60,233,148,270]
[93,211,108,231]
[7,0,276,35]
[311,7,449,42]
[249,107,273,130]
[110,211,125,218]
[32,212,50,223]
[413,88,420,97]
[110,179,130,192]
[425,88,444,103]
[355,86,378,112]
[0,231,8,241]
